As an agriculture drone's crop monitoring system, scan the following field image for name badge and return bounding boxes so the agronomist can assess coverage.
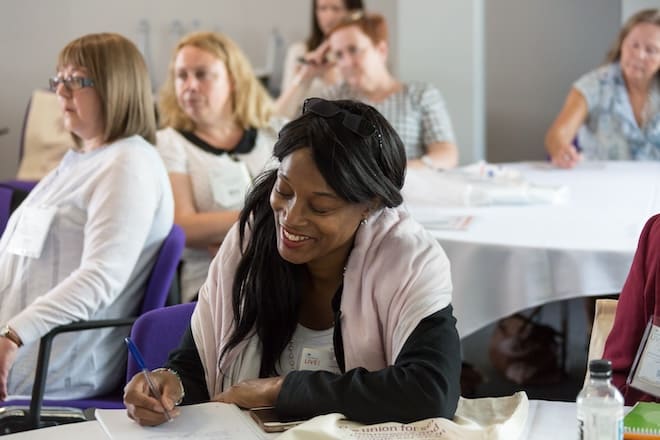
[7,206,57,258]
[300,347,340,374]
[208,159,252,207]
[628,317,660,397]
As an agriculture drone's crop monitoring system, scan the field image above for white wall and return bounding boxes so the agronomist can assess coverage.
[0,0,396,180]
[485,0,620,162]
[622,0,660,21]
[397,0,485,165]
[2,1,640,177]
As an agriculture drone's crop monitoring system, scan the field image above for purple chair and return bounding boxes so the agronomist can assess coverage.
[1,180,38,193]
[0,224,185,433]
[126,302,196,381]
[0,181,37,236]
[0,186,13,235]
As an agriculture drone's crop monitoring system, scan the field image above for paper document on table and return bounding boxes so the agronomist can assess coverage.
[403,164,569,207]
[420,215,473,231]
[95,402,269,440]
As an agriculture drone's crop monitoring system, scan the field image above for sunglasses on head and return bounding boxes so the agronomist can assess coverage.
[302,98,383,148]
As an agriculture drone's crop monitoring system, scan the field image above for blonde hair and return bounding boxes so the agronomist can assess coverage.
[606,8,660,64]
[159,31,273,131]
[57,33,156,145]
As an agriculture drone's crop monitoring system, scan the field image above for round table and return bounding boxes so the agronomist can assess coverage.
[407,161,660,337]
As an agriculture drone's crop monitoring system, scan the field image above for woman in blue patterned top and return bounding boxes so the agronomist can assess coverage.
[545,9,660,168]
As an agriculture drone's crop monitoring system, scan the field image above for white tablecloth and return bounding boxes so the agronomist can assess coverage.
[0,400,583,439]
[408,161,660,337]
[520,400,578,439]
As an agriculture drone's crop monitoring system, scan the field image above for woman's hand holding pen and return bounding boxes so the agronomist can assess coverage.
[0,336,19,401]
[293,40,334,86]
[212,376,284,409]
[124,370,182,426]
[549,143,582,169]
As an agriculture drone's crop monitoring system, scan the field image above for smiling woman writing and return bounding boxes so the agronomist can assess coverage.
[123,98,461,425]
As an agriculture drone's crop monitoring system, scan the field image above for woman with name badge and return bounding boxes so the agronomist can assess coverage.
[157,31,281,303]
[0,33,173,400]
[123,98,462,426]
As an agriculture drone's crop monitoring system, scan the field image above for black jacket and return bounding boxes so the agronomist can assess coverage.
[165,304,461,424]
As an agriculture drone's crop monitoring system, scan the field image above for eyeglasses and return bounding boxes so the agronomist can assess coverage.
[302,97,383,148]
[48,75,95,92]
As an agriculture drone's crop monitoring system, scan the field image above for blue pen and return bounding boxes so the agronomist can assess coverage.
[124,337,173,422]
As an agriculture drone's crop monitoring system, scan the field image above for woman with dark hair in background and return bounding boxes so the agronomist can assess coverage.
[123,98,461,425]
[278,13,459,170]
[277,0,364,118]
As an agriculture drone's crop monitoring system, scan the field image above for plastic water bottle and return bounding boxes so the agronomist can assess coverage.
[577,359,624,440]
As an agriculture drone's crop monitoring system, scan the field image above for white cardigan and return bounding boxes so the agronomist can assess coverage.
[0,135,174,399]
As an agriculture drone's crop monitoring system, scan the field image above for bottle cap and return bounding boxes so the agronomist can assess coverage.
[589,359,612,378]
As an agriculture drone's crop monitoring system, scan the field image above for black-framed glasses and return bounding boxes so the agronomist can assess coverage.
[302,98,382,148]
[48,75,95,92]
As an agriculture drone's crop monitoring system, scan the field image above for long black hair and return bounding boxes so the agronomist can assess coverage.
[221,99,406,377]
[306,0,365,51]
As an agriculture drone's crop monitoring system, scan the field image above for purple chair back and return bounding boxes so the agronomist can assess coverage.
[127,302,196,381]
[0,186,13,235]
[2,180,38,193]
[0,181,36,236]
[139,224,185,314]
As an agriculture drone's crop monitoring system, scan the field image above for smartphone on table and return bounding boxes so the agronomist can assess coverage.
[249,406,305,433]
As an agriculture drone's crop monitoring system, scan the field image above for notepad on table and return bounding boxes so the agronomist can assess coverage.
[624,402,660,439]
[95,402,271,440]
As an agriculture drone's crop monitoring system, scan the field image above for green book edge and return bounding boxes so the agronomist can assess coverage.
[625,402,660,433]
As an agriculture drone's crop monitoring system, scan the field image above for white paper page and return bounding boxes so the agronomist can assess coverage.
[95,402,271,440]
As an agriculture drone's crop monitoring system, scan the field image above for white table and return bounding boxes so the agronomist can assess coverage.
[0,400,584,439]
[407,161,660,337]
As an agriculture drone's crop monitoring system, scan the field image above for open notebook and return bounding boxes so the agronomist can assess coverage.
[95,402,272,440]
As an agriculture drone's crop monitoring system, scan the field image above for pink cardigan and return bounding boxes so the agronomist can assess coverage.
[191,206,453,397]
[603,213,660,405]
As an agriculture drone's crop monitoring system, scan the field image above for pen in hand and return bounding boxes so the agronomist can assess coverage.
[124,337,173,422]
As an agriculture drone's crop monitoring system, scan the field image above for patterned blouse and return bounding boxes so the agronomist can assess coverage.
[322,82,456,159]
[574,62,660,160]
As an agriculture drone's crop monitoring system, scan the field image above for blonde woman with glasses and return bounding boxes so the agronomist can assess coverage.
[0,33,173,400]
[157,32,281,303]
